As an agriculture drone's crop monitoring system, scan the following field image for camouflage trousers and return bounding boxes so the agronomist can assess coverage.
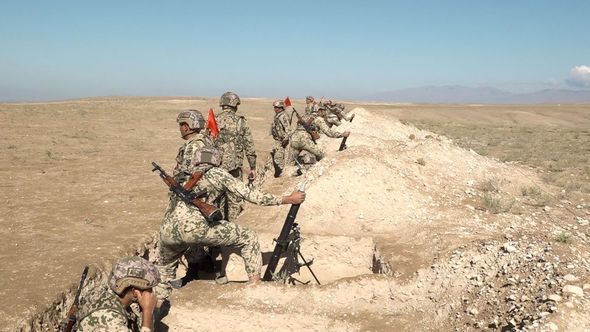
[270,141,287,175]
[155,198,261,300]
[290,130,325,163]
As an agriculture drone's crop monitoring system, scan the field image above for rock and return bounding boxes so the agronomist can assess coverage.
[563,274,578,282]
[547,322,558,331]
[562,285,584,297]
[547,294,562,302]
[502,243,517,253]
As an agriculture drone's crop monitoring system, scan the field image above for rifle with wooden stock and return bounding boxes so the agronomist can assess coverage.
[284,97,320,142]
[151,162,222,222]
[58,266,89,332]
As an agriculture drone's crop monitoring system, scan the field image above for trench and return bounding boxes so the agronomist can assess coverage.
[15,161,394,331]
[16,232,392,331]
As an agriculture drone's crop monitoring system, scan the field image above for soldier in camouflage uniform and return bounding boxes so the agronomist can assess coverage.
[270,99,292,177]
[322,99,355,127]
[215,91,257,222]
[290,108,350,164]
[156,113,305,299]
[304,95,319,115]
[76,256,160,332]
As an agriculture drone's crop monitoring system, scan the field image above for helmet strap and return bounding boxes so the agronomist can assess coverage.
[182,129,198,139]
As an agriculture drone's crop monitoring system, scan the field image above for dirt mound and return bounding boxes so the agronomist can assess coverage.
[160,107,590,331]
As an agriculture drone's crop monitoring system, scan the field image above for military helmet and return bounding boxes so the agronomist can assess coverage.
[305,96,314,103]
[272,100,285,109]
[108,256,161,295]
[193,147,222,167]
[177,110,205,130]
[219,91,241,107]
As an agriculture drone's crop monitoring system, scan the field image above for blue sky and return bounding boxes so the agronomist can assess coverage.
[1,0,589,101]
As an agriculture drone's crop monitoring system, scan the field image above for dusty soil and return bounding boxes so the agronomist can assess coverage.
[1,98,589,331]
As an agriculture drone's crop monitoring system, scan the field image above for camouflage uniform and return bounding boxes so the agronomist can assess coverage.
[76,288,146,332]
[156,145,282,299]
[290,113,345,163]
[270,106,291,176]
[77,256,160,332]
[324,102,354,127]
[304,96,319,116]
[215,105,257,221]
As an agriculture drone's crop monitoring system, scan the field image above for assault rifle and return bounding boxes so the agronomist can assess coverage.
[262,183,320,284]
[151,162,222,222]
[58,266,89,332]
[283,97,320,143]
[293,110,320,142]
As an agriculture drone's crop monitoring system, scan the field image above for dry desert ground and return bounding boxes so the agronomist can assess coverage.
[0,97,589,331]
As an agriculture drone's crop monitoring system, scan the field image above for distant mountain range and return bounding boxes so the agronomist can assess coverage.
[363,86,590,104]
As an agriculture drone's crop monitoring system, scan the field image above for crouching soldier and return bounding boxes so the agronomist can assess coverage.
[155,111,305,301]
[322,100,355,127]
[76,256,160,332]
[290,107,350,165]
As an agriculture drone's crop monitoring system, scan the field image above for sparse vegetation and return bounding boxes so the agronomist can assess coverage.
[406,119,590,194]
[480,193,514,214]
[521,185,542,197]
[554,231,574,244]
[520,185,553,206]
[479,178,501,193]
[409,133,416,140]
[416,157,426,166]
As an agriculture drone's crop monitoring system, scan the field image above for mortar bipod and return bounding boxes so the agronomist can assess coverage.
[273,222,321,285]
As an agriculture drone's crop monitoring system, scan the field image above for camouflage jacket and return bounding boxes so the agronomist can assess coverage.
[271,110,291,141]
[196,167,282,208]
[173,133,215,185]
[304,103,318,115]
[215,108,257,171]
[76,289,148,332]
[162,166,282,237]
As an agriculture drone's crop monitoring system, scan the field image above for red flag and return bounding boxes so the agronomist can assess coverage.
[206,108,219,139]
[284,96,292,107]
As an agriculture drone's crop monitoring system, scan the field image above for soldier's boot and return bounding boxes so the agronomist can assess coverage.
[170,263,200,289]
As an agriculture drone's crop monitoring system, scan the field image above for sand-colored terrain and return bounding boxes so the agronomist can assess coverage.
[1,98,589,331]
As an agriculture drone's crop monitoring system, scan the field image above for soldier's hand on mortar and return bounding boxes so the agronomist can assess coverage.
[282,190,306,205]
[342,131,350,137]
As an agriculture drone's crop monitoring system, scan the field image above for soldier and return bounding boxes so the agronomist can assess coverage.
[290,108,350,165]
[155,115,305,301]
[270,99,292,177]
[304,95,319,115]
[215,91,257,221]
[76,256,160,332]
[322,100,355,127]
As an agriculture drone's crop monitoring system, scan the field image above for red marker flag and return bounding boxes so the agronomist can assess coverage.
[206,108,219,139]
[284,96,292,107]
